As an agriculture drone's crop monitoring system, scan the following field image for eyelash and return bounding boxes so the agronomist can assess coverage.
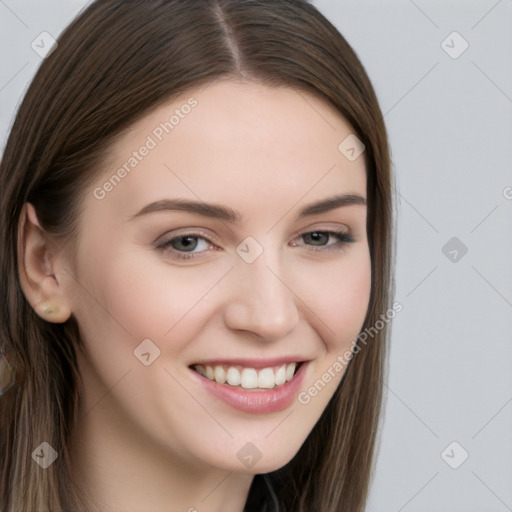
[156,230,355,261]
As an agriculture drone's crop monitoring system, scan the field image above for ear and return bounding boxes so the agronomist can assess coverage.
[17,203,72,323]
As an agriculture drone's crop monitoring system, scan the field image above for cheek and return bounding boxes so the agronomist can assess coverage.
[292,249,371,424]
[296,247,372,352]
[72,249,231,358]
[68,250,232,444]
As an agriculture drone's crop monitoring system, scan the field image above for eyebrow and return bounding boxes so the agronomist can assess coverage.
[129,193,366,223]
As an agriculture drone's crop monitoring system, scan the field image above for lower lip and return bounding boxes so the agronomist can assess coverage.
[190,362,308,414]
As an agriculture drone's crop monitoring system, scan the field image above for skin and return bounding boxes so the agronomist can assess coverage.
[19,79,371,512]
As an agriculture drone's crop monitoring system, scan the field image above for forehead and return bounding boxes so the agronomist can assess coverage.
[89,79,367,222]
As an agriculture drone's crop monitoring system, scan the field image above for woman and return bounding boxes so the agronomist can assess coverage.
[0,1,394,510]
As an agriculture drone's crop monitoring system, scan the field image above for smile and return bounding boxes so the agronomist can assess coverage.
[189,359,308,414]
[191,362,301,390]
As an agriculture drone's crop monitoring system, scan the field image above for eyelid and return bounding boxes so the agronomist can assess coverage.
[290,221,351,238]
[154,227,220,247]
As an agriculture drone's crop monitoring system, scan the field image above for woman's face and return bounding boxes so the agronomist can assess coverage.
[64,79,371,475]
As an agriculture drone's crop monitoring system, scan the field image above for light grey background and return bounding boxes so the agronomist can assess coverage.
[1,1,511,511]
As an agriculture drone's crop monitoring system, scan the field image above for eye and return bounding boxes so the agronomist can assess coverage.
[155,232,216,260]
[167,235,208,253]
[294,230,355,251]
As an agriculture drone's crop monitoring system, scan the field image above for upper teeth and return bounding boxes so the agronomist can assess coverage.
[193,363,298,389]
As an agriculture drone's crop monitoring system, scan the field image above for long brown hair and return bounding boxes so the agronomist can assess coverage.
[0,1,393,510]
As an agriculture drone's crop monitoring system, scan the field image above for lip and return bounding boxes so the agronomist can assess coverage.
[189,360,308,414]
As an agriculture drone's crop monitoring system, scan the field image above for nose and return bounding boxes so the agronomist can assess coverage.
[222,253,301,341]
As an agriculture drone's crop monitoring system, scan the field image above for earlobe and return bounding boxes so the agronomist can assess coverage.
[33,276,73,323]
[34,300,71,323]
[17,203,72,324]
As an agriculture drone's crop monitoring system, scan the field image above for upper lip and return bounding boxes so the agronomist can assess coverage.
[190,356,307,369]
